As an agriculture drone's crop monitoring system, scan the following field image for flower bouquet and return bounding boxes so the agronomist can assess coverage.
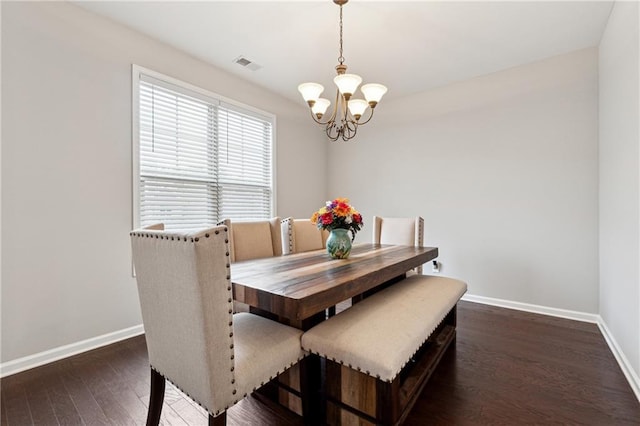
[311,198,363,259]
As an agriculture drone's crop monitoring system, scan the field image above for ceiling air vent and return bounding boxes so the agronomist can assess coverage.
[233,55,262,71]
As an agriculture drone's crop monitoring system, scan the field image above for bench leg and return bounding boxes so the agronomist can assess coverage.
[376,377,401,425]
[300,354,323,425]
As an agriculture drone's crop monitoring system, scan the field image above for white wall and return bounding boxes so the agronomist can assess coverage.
[1,2,326,363]
[599,0,640,384]
[328,48,599,313]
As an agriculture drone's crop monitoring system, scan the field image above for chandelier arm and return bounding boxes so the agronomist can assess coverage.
[309,108,335,126]
[336,119,355,141]
[347,119,357,138]
[355,107,376,126]
[341,93,350,123]
[327,89,341,124]
[326,123,340,141]
[345,119,356,132]
[342,124,356,141]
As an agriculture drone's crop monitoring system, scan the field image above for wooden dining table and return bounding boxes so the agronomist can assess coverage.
[231,243,439,330]
[230,243,439,419]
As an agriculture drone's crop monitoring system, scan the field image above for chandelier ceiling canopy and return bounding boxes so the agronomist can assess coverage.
[298,0,387,142]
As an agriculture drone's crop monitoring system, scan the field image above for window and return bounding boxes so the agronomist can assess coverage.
[133,66,275,230]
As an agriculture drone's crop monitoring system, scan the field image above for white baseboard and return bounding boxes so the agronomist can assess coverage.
[596,318,640,402]
[0,324,144,378]
[462,293,639,402]
[461,293,600,323]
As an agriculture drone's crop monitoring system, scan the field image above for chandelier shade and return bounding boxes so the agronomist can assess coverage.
[347,99,368,120]
[333,74,362,99]
[298,83,325,106]
[361,83,388,106]
[312,98,331,118]
[298,0,387,141]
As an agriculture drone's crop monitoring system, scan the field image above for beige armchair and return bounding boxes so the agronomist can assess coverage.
[372,216,425,274]
[281,217,329,255]
[130,225,306,426]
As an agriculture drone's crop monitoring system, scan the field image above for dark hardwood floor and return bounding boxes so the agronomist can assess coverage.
[2,301,639,425]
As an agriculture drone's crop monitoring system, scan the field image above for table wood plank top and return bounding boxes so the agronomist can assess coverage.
[231,244,438,323]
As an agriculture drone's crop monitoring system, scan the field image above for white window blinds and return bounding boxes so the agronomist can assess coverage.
[135,70,274,230]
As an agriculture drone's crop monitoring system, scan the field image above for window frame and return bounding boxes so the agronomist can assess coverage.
[131,65,277,231]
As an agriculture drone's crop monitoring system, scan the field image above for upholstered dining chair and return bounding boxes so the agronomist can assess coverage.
[217,217,282,262]
[217,217,282,312]
[130,225,306,426]
[281,217,329,255]
[372,216,425,274]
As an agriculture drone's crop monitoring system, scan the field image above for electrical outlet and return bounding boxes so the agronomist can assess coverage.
[432,260,440,273]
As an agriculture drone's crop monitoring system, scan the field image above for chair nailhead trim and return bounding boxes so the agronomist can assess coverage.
[152,368,217,417]
[246,354,308,395]
[288,220,294,252]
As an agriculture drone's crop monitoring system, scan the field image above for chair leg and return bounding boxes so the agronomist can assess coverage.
[146,368,166,426]
[209,412,227,426]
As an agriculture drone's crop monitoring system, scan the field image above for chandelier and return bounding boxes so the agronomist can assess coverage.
[298,0,387,142]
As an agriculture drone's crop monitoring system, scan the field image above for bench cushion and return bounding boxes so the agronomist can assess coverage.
[301,275,467,382]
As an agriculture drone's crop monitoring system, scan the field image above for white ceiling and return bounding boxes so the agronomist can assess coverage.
[73,1,613,104]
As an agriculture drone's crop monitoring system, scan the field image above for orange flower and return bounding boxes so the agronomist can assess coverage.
[334,203,350,217]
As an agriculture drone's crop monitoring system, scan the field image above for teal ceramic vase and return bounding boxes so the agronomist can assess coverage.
[326,228,352,259]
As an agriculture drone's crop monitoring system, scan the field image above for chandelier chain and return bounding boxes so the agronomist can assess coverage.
[338,4,344,65]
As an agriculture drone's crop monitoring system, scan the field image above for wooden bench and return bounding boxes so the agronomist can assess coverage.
[301,274,467,425]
